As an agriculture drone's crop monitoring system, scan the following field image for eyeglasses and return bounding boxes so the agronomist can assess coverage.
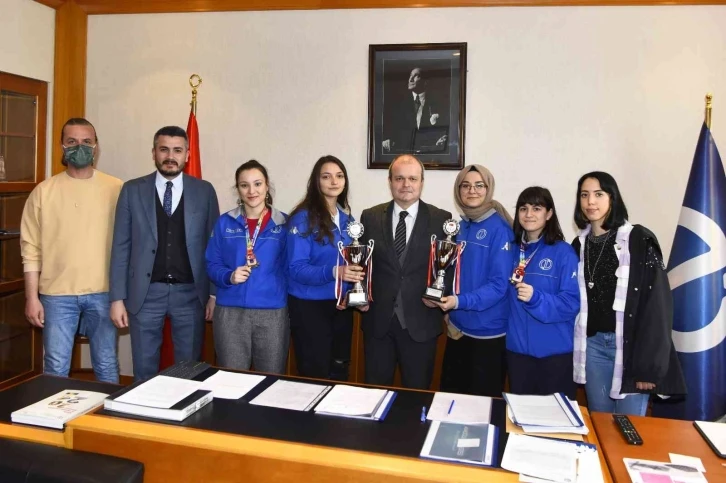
[459,182,487,193]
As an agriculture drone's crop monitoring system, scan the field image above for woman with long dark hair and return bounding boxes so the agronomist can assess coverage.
[506,186,579,399]
[205,160,288,373]
[286,155,363,381]
[572,171,685,415]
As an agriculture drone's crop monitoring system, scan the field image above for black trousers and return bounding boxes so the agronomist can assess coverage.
[440,334,506,397]
[363,315,438,390]
[288,295,353,381]
[507,350,576,400]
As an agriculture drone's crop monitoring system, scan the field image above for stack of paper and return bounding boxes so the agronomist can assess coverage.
[249,380,331,411]
[426,392,492,424]
[501,433,604,483]
[313,385,396,420]
[503,393,587,436]
[104,375,213,422]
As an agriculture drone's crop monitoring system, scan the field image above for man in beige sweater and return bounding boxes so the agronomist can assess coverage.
[20,118,122,383]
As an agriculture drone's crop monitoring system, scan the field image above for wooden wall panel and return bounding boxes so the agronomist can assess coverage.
[51,0,87,175]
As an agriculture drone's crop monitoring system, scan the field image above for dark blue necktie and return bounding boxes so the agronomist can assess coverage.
[394,211,408,258]
[163,181,173,217]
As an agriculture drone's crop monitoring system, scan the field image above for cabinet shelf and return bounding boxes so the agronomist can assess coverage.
[0,279,24,294]
[0,70,46,386]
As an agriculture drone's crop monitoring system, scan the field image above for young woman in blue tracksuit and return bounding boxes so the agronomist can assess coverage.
[205,160,289,374]
[506,186,580,400]
[430,165,514,397]
[287,155,363,381]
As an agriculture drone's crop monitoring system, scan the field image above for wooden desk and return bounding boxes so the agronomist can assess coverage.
[67,406,610,483]
[592,412,726,482]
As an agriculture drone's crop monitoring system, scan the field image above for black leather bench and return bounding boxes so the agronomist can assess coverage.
[0,437,144,483]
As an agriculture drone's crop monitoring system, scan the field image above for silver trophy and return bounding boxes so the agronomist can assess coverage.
[337,221,375,307]
[423,219,466,301]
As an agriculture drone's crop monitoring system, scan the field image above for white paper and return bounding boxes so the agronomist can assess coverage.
[504,393,580,428]
[313,385,388,416]
[623,458,707,483]
[669,454,706,473]
[518,448,604,483]
[695,420,726,455]
[427,392,492,424]
[249,380,329,411]
[457,438,481,448]
[577,446,605,483]
[507,403,590,436]
[199,371,266,400]
[115,375,202,408]
[501,433,578,483]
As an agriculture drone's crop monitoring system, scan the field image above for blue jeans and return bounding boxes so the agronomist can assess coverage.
[585,332,649,416]
[40,293,119,383]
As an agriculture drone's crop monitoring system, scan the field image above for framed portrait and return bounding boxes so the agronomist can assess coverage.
[367,42,467,170]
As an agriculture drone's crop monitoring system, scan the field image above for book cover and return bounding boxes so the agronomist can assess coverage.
[420,422,498,466]
[11,390,108,429]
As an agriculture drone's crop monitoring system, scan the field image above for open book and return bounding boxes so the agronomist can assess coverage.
[11,389,108,429]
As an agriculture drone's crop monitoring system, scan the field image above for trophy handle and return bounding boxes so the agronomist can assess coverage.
[459,241,467,253]
[365,239,375,265]
[430,234,437,244]
[337,241,347,265]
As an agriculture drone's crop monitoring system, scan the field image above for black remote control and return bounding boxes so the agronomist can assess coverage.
[613,414,643,445]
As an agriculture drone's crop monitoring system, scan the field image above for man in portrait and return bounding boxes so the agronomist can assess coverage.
[381,66,450,155]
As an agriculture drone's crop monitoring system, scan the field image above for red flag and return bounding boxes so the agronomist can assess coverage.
[184,110,202,178]
[159,108,203,370]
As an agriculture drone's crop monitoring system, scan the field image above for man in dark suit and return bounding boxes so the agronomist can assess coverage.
[359,154,452,389]
[382,67,449,155]
[109,126,220,381]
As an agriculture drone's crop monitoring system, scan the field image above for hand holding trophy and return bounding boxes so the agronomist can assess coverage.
[423,219,466,302]
[336,221,375,307]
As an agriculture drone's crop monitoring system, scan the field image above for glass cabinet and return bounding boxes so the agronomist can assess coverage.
[0,71,47,388]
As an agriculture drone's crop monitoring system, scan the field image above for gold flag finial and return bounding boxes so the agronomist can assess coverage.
[705,93,712,129]
[189,74,202,115]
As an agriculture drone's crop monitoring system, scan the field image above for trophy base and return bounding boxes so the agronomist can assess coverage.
[423,287,445,302]
[346,291,369,307]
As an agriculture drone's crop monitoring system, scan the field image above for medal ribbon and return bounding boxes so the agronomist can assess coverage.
[453,244,464,294]
[335,249,345,308]
[427,235,436,287]
[366,249,374,302]
[244,208,267,263]
[514,242,540,281]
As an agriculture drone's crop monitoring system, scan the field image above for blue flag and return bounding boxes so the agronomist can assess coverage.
[653,123,726,421]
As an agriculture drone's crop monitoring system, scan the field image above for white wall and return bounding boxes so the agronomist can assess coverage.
[0,0,55,177]
[86,6,726,375]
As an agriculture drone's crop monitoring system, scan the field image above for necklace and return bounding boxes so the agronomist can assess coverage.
[586,230,612,289]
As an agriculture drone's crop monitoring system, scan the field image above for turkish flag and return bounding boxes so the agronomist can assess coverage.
[159,109,203,370]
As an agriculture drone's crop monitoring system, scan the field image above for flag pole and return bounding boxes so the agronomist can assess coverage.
[189,74,202,116]
[705,93,712,129]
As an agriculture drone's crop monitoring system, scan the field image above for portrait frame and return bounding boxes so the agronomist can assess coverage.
[367,42,467,170]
